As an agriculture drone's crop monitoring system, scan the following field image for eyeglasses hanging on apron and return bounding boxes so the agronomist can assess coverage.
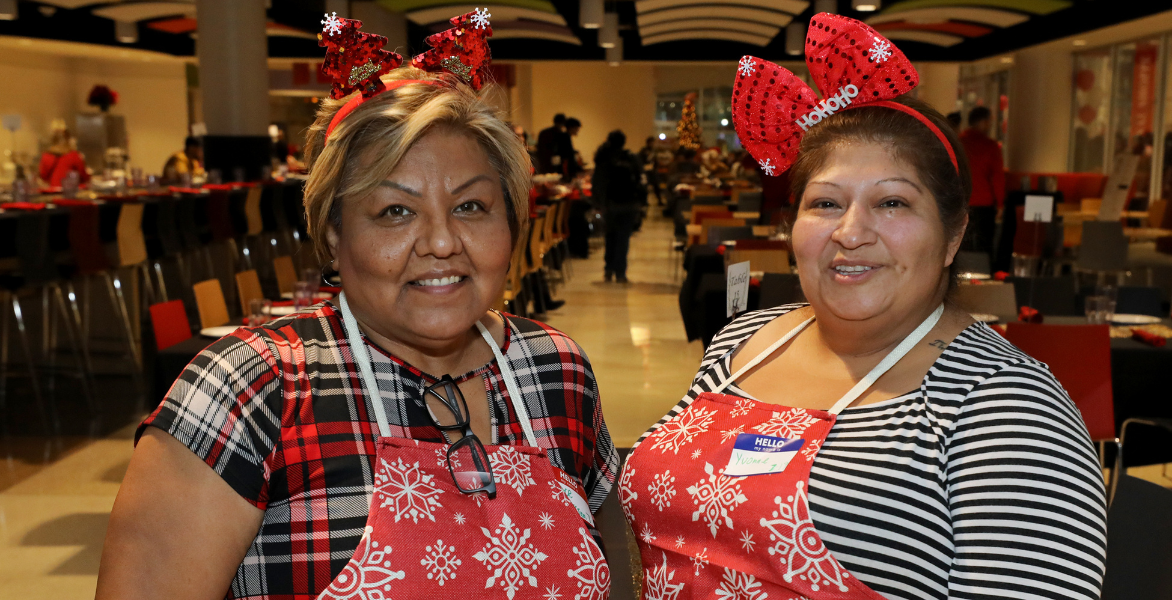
[621,305,943,600]
[316,293,610,600]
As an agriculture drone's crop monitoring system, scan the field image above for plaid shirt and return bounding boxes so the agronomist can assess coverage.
[139,302,619,600]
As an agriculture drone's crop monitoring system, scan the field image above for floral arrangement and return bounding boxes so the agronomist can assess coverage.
[87,85,120,112]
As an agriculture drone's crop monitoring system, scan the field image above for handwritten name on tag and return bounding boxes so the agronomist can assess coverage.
[727,260,750,317]
[724,433,805,477]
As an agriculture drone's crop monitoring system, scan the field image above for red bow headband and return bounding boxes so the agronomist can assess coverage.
[319,8,493,143]
[731,13,957,178]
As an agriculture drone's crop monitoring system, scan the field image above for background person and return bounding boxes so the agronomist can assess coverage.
[593,130,643,283]
[535,112,565,174]
[162,136,204,184]
[37,126,90,187]
[960,105,1005,258]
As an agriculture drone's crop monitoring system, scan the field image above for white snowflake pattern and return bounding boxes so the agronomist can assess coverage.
[454,512,467,525]
[644,552,685,600]
[567,526,610,600]
[686,462,749,538]
[730,399,754,418]
[716,568,769,600]
[640,522,657,544]
[720,424,745,443]
[647,470,677,511]
[421,539,461,586]
[321,11,343,36]
[738,56,757,77]
[490,446,537,496]
[539,512,556,530]
[755,408,820,439]
[760,481,852,593]
[760,159,776,176]
[550,480,573,507]
[319,527,405,600]
[544,585,563,600]
[870,37,893,63]
[740,530,756,553]
[674,535,686,549]
[691,449,702,460]
[471,7,491,30]
[373,457,444,524]
[618,465,638,521]
[650,407,716,454]
[802,438,822,462]
[436,447,462,470]
[474,513,548,599]
[691,547,709,575]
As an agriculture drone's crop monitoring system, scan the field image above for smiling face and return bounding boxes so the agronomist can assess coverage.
[792,142,963,324]
[327,127,513,348]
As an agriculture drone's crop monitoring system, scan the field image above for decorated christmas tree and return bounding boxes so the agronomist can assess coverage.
[677,92,702,150]
[318,12,403,99]
[411,8,493,90]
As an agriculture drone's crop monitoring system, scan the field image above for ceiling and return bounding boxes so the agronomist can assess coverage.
[0,0,1169,63]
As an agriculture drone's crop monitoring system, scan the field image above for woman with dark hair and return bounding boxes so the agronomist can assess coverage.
[622,15,1105,600]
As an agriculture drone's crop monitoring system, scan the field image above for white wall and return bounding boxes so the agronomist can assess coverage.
[915,62,960,116]
[0,45,188,173]
[1006,46,1073,172]
[527,62,657,166]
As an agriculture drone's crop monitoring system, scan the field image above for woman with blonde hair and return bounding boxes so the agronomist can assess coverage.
[38,122,89,187]
[97,12,616,600]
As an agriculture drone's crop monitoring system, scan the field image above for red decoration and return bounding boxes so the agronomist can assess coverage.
[411,9,494,90]
[1075,69,1095,91]
[1018,306,1043,323]
[87,85,119,112]
[1078,105,1098,125]
[1132,329,1166,347]
[992,270,1009,281]
[731,13,921,177]
[318,15,403,99]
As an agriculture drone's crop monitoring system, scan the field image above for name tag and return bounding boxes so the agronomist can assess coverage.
[724,433,804,477]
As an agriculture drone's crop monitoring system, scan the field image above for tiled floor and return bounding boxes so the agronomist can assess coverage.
[1,211,1169,598]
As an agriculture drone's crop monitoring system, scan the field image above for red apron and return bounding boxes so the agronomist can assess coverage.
[621,306,942,600]
[320,294,610,600]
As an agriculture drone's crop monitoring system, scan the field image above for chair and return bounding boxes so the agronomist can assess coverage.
[691,193,725,206]
[728,248,790,274]
[699,218,746,246]
[951,282,1018,321]
[1115,286,1164,317]
[953,251,991,276]
[1147,199,1167,230]
[235,269,264,317]
[707,226,754,247]
[1006,276,1079,316]
[193,278,230,329]
[1002,323,1118,486]
[1076,221,1129,284]
[1101,474,1172,599]
[149,299,192,351]
[736,190,763,214]
[757,273,804,309]
[273,255,298,296]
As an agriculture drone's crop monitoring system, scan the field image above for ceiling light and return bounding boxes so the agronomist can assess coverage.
[786,21,805,55]
[0,0,17,21]
[579,0,602,29]
[599,12,618,48]
[658,133,667,140]
[852,0,880,10]
[1073,39,1087,46]
[1000,56,1013,64]
[116,20,138,44]
[607,45,622,66]
[815,0,836,14]
[720,118,729,126]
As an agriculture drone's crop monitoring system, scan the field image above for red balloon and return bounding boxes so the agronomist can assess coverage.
[1078,105,1097,125]
[1075,69,1095,91]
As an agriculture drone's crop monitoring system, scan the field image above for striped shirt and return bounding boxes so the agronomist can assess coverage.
[633,304,1107,600]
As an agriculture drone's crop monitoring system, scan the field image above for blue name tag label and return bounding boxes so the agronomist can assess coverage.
[724,433,805,477]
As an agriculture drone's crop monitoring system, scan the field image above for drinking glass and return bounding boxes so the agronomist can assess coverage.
[248,298,272,327]
[293,281,315,310]
[302,268,321,293]
[1085,296,1106,324]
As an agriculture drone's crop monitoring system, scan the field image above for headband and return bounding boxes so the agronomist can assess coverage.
[731,13,958,177]
[319,8,493,144]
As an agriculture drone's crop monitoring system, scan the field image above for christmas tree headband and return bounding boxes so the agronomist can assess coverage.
[732,13,957,178]
[319,8,493,144]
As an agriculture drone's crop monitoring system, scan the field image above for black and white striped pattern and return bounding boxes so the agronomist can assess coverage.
[633,304,1107,600]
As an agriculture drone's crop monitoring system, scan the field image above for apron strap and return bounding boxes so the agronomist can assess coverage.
[476,318,540,448]
[339,292,392,438]
[715,304,944,416]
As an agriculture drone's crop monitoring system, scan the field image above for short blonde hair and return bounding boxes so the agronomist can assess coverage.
[302,67,531,261]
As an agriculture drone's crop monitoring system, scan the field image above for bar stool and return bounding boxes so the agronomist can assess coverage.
[141,192,187,303]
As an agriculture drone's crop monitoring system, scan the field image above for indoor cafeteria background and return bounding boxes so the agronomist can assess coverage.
[3,1,1172,598]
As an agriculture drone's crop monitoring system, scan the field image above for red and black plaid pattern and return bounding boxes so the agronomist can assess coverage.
[139,302,619,600]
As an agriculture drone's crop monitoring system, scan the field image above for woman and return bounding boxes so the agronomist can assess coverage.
[97,12,617,600]
[38,126,90,187]
[622,15,1105,600]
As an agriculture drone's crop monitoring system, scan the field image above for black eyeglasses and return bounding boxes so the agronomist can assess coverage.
[423,375,497,499]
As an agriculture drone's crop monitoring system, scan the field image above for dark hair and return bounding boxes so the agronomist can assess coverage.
[565,117,581,129]
[789,94,971,284]
[184,136,201,149]
[946,111,962,129]
[553,113,566,125]
[967,106,991,125]
[607,129,626,149]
